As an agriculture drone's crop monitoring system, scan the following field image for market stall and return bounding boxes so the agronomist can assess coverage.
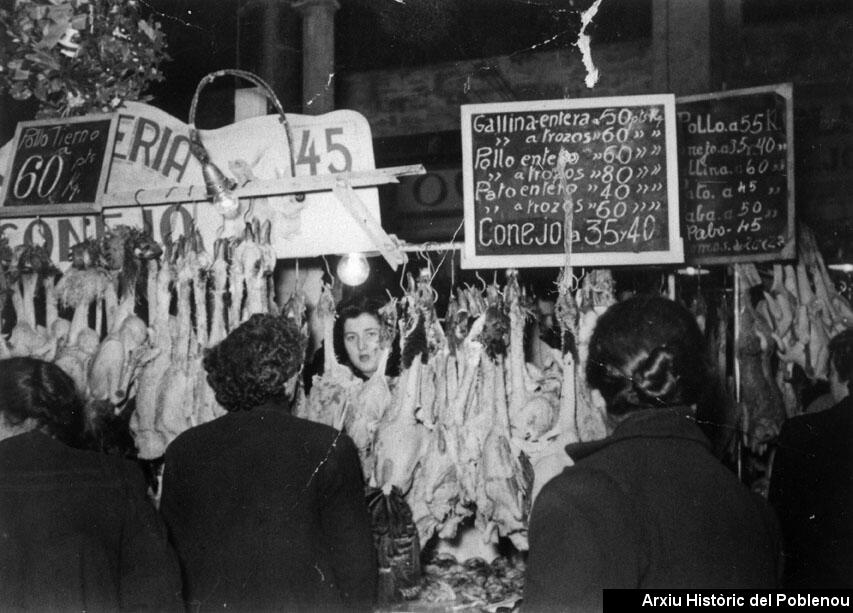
[2,0,852,608]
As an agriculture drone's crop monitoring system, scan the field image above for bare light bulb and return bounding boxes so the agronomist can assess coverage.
[337,252,370,286]
[212,190,241,219]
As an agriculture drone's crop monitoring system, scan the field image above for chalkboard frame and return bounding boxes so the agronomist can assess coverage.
[677,83,795,265]
[460,94,684,269]
[0,113,118,218]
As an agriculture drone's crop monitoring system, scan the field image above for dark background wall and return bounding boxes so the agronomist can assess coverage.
[1,0,850,254]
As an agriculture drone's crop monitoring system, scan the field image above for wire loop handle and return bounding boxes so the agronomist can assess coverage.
[188,69,298,184]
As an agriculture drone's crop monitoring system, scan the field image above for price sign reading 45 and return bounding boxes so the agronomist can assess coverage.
[0,114,118,217]
[293,126,354,176]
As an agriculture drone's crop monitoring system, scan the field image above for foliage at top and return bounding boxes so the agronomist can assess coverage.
[0,0,169,118]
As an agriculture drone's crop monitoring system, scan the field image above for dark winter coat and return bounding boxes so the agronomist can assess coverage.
[768,395,853,588]
[159,403,377,612]
[0,431,182,612]
[524,407,781,612]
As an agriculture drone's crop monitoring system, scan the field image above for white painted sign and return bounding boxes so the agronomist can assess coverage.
[0,102,382,266]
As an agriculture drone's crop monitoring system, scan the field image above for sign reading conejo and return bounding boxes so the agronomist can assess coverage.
[461,94,683,268]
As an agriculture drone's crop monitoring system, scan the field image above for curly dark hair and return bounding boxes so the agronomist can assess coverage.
[203,313,307,412]
[586,294,710,416]
[0,357,86,445]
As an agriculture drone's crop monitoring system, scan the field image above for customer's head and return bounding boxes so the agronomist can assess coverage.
[0,357,85,444]
[586,294,708,417]
[828,328,853,402]
[203,313,306,412]
[334,295,389,378]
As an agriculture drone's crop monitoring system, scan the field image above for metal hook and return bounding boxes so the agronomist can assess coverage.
[242,198,255,223]
[33,216,46,246]
[398,257,409,294]
[321,255,334,284]
[573,268,585,290]
[475,271,487,291]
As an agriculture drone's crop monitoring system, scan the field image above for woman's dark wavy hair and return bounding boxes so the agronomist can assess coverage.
[586,294,710,416]
[203,313,307,412]
[333,295,399,379]
[0,357,86,445]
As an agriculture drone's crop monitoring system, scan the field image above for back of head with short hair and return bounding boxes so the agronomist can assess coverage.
[586,294,709,416]
[0,357,85,444]
[203,313,306,412]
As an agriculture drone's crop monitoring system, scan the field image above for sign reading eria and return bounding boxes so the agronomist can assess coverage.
[461,94,684,269]
[0,102,383,266]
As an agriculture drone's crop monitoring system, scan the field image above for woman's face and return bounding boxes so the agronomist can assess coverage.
[342,313,383,377]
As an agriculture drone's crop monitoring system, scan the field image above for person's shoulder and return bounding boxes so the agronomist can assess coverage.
[33,434,144,488]
[288,413,354,447]
[163,413,235,459]
[537,461,627,507]
[781,398,850,439]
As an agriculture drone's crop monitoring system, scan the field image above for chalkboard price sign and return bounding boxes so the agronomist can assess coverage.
[677,84,794,264]
[461,95,683,269]
[0,114,118,217]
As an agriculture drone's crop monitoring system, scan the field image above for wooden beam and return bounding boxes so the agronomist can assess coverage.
[99,164,426,208]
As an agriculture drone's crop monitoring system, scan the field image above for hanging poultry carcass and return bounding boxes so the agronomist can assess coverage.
[130,240,175,459]
[801,225,853,334]
[298,283,362,427]
[573,270,615,442]
[0,235,12,356]
[447,311,488,507]
[475,352,531,551]
[239,219,274,319]
[407,298,490,547]
[195,234,229,426]
[88,227,162,411]
[152,236,201,446]
[760,227,853,398]
[553,266,580,444]
[226,220,272,326]
[407,273,488,544]
[455,279,507,505]
[183,230,227,427]
[6,243,58,360]
[54,240,109,394]
[208,238,230,344]
[505,271,559,443]
[736,264,786,454]
[373,289,434,497]
[515,266,580,504]
[99,225,162,333]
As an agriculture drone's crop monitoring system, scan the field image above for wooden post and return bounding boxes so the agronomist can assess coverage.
[651,0,726,95]
[732,264,743,480]
[293,0,340,115]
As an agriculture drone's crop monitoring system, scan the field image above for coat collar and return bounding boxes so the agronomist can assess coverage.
[565,406,711,462]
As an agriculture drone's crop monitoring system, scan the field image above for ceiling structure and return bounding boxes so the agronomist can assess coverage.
[142,0,651,122]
